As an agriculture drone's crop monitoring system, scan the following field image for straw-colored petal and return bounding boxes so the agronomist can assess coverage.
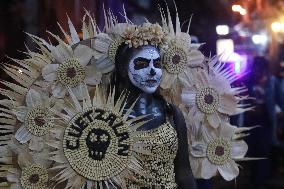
[10,183,21,189]
[51,44,71,63]
[26,89,45,108]
[42,64,59,82]
[6,172,19,183]
[15,125,32,144]
[93,33,112,53]
[17,151,33,169]
[207,113,221,128]
[231,140,248,159]
[190,142,207,157]
[92,50,104,60]
[188,107,204,126]
[13,106,29,122]
[29,136,45,151]
[219,93,238,115]
[200,158,217,179]
[51,82,67,98]
[95,55,115,73]
[195,71,209,88]
[74,44,93,66]
[218,160,239,181]
[188,50,204,67]
[178,70,191,88]
[220,122,235,139]
[160,73,176,89]
[85,65,102,85]
[109,23,128,36]
[71,83,86,101]
[33,148,51,167]
[176,32,191,49]
[209,74,231,94]
[92,55,115,73]
[181,90,196,106]
[189,157,202,178]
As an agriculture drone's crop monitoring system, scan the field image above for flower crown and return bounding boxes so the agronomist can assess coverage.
[122,23,165,48]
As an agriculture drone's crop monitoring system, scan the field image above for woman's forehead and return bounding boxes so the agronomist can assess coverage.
[131,46,160,60]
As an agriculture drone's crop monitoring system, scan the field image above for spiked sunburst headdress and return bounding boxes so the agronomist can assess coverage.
[0,4,254,189]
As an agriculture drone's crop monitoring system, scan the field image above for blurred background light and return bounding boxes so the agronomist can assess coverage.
[232,4,247,16]
[252,34,268,45]
[229,52,248,75]
[216,39,234,61]
[216,25,229,35]
[234,60,241,74]
[239,8,247,16]
[232,4,242,12]
[271,21,284,33]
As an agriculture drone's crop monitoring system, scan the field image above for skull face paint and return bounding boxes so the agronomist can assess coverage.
[128,46,162,94]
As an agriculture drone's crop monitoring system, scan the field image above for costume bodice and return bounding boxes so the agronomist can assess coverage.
[127,121,178,189]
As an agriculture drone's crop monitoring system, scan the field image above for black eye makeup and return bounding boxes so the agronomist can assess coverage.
[153,58,162,68]
[134,57,151,70]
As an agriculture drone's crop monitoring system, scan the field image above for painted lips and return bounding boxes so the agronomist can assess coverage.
[142,79,159,87]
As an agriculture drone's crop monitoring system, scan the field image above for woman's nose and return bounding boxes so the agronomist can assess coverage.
[150,68,156,76]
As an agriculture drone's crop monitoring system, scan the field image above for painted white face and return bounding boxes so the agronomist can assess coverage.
[128,46,162,94]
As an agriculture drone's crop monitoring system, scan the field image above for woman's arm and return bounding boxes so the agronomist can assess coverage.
[172,106,197,189]
[172,106,213,189]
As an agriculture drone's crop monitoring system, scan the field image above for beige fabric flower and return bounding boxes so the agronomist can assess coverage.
[181,60,251,128]
[13,89,53,151]
[189,123,248,181]
[6,141,50,189]
[42,44,101,98]
[160,43,204,89]
[92,33,118,73]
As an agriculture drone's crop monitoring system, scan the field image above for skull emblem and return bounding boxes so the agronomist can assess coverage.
[86,128,111,160]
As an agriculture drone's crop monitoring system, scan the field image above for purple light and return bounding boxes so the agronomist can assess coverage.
[228,52,247,75]
[234,60,241,74]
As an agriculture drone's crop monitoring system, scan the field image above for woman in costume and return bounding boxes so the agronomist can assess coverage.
[113,43,196,188]
[0,6,252,189]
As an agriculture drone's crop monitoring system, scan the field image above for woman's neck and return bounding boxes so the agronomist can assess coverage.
[127,84,154,108]
[118,80,165,130]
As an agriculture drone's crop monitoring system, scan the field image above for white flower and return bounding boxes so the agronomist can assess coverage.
[181,59,251,128]
[92,32,122,73]
[160,43,204,89]
[42,44,101,98]
[189,123,248,181]
[13,89,53,151]
[6,142,50,189]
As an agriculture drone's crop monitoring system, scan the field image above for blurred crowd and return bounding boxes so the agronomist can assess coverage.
[240,56,284,189]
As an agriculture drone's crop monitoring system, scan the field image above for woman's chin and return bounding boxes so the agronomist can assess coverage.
[138,85,159,94]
